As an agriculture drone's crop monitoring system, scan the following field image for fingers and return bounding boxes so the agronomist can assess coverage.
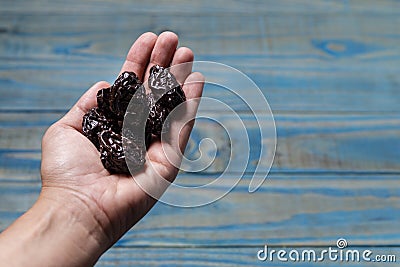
[121,31,191,86]
[59,81,110,130]
[143,31,179,82]
[59,31,189,133]
[116,34,202,214]
[182,72,205,100]
[160,71,204,168]
[175,72,205,152]
[120,73,204,220]
[119,32,158,81]
[139,72,204,186]
[170,47,194,85]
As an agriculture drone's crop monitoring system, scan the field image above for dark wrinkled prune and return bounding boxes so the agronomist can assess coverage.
[82,108,114,149]
[145,93,163,136]
[97,71,143,120]
[148,65,181,96]
[146,66,186,137]
[82,66,186,175]
[123,135,146,172]
[110,72,143,119]
[98,130,129,174]
[83,71,148,174]
[96,87,112,115]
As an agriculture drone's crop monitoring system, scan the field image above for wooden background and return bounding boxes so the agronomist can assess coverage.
[0,0,399,266]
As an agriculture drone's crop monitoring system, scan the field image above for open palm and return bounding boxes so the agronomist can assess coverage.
[40,32,203,245]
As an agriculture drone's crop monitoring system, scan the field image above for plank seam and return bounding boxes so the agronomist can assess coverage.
[111,244,400,249]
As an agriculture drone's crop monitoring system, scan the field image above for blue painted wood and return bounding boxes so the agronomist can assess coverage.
[1,174,400,247]
[0,0,399,265]
[1,113,399,181]
[1,0,400,14]
[97,247,400,266]
[115,173,400,247]
[0,13,399,112]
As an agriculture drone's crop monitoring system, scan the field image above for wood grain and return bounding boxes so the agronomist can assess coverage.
[1,0,400,14]
[0,0,399,265]
[96,247,400,266]
[1,112,399,181]
[1,174,399,247]
[0,13,399,112]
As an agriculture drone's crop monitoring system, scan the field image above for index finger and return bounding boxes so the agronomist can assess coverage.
[119,32,158,81]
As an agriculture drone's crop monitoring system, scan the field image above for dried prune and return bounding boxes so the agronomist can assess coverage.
[97,72,143,120]
[83,71,148,174]
[148,65,181,96]
[146,65,186,137]
[123,134,146,172]
[82,66,186,175]
[82,108,114,149]
[110,72,143,119]
[98,130,129,174]
[145,93,166,137]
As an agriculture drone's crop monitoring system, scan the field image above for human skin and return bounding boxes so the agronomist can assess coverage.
[0,31,204,267]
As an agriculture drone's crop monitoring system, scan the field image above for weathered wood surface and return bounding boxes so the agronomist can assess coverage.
[1,0,399,266]
[0,13,399,112]
[1,113,399,180]
[1,0,400,14]
[97,247,400,266]
[1,174,399,247]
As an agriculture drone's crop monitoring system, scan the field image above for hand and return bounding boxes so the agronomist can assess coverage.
[42,31,204,244]
[0,31,204,267]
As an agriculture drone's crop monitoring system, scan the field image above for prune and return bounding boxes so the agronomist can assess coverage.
[97,71,143,123]
[146,65,186,137]
[145,93,166,137]
[148,65,181,96]
[123,134,146,172]
[96,87,112,115]
[110,72,143,118]
[82,66,186,175]
[98,130,129,174]
[83,71,148,174]
[82,108,115,149]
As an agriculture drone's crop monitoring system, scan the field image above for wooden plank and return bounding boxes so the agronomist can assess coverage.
[0,13,398,58]
[1,112,399,181]
[1,174,399,247]
[1,56,400,112]
[97,247,400,266]
[0,13,399,112]
[1,1,398,266]
[1,0,399,15]
[115,174,400,247]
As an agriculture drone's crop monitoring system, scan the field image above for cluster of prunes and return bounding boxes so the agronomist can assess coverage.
[82,65,186,174]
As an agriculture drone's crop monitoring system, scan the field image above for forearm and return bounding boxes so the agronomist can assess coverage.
[0,190,109,267]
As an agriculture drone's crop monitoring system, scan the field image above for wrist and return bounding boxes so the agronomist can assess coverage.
[0,187,112,267]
